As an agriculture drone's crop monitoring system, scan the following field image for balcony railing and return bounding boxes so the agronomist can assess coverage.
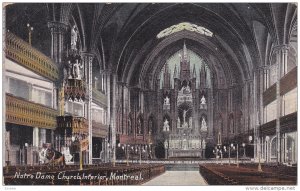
[5,93,58,128]
[5,32,59,81]
[260,112,297,135]
[92,120,108,138]
[92,88,107,107]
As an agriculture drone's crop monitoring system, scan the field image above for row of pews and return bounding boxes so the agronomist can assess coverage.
[199,163,297,185]
[3,163,165,185]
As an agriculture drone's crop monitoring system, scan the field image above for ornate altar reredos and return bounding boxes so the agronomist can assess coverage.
[161,42,209,158]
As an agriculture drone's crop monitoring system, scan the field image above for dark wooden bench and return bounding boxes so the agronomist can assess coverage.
[199,163,297,185]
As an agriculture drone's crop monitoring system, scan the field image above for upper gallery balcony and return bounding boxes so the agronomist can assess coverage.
[5,93,58,129]
[92,88,108,107]
[5,32,59,81]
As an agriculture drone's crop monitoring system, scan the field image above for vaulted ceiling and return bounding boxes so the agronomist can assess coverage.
[5,3,297,89]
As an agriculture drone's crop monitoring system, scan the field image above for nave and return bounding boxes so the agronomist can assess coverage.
[143,171,207,186]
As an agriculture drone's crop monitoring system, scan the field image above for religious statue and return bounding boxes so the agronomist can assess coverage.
[179,86,184,94]
[182,139,187,150]
[201,118,207,131]
[94,77,98,89]
[185,85,191,93]
[39,144,48,164]
[200,95,206,105]
[149,120,153,134]
[164,96,170,105]
[137,119,142,134]
[164,141,168,148]
[202,139,206,149]
[68,60,73,79]
[163,119,169,131]
[73,59,83,79]
[189,117,192,128]
[177,117,181,128]
[71,25,78,50]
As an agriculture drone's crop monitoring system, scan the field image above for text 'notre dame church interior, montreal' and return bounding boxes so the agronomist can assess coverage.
[2,2,298,186]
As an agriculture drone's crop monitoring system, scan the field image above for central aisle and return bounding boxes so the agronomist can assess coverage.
[142,171,208,186]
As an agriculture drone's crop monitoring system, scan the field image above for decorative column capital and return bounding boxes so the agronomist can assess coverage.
[81,51,95,58]
[47,21,68,34]
[272,44,289,54]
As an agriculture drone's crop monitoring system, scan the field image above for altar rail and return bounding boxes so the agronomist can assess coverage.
[3,163,165,185]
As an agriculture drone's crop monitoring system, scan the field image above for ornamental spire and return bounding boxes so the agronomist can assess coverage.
[183,40,189,61]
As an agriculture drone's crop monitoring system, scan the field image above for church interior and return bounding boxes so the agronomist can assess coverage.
[2,3,298,186]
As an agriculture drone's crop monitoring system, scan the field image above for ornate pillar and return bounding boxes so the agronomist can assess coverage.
[111,73,117,166]
[140,90,144,113]
[39,129,46,148]
[273,45,288,164]
[32,127,39,147]
[242,81,249,134]
[259,68,264,127]
[251,71,258,159]
[207,88,213,140]
[81,52,94,164]
[47,21,68,64]
[48,21,67,119]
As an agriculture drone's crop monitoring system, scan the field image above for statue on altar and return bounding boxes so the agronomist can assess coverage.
[200,95,206,105]
[182,109,189,128]
[189,117,192,128]
[164,141,168,148]
[73,59,83,79]
[201,118,207,131]
[71,25,78,50]
[67,60,73,79]
[177,117,181,128]
[137,119,142,134]
[185,85,191,93]
[164,96,170,105]
[202,139,206,149]
[163,119,170,131]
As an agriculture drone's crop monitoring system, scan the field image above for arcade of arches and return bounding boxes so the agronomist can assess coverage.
[3,3,297,166]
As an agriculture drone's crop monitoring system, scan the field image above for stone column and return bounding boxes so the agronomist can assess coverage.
[47,21,68,64]
[32,127,39,147]
[208,88,213,140]
[106,71,111,134]
[273,45,288,164]
[111,74,117,166]
[251,71,258,159]
[81,52,94,164]
[242,81,249,134]
[39,129,46,146]
[259,68,264,131]
[282,133,287,163]
[48,21,68,120]
[192,88,197,134]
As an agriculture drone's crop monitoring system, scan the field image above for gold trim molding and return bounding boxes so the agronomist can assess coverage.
[5,32,59,81]
[5,93,58,129]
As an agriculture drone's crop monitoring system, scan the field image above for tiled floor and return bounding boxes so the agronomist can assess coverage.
[143,171,208,186]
